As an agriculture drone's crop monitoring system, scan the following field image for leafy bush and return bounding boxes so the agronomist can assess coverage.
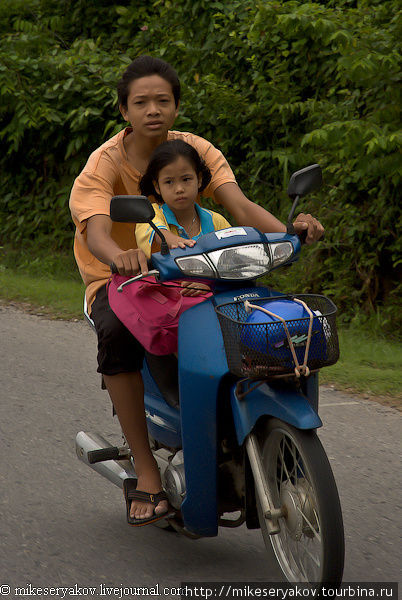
[0,0,400,333]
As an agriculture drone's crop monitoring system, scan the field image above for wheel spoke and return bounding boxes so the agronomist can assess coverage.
[279,437,292,482]
[293,535,321,581]
[296,506,321,543]
[294,542,310,582]
[284,436,298,482]
[296,456,307,480]
[299,542,321,569]
[278,438,285,480]
[283,521,300,577]
[292,444,300,485]
[284,530,320,582]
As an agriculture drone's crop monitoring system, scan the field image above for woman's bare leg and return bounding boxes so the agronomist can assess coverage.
[103,372,168,520]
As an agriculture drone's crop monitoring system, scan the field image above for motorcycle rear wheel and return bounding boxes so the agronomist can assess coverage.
[256,418,344,586]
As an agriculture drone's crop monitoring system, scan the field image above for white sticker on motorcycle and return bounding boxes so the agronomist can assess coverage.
[215,227,247,239]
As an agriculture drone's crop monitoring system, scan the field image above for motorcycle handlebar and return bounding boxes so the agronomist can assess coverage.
[287,223,325,244]
[299,231,325,244]
[110,259,153,275]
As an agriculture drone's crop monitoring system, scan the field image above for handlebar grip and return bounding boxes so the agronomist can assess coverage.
[298,229,308,244]
[298,230,325,244]
[110,260,153,275]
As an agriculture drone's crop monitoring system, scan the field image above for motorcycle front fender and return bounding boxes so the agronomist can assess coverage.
[230,377,322,446]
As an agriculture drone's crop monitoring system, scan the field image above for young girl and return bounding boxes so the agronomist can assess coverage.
[136,139,231,296]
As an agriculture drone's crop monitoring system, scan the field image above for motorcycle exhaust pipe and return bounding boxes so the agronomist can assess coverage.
[75,431,172,489]
[75,431,136,489]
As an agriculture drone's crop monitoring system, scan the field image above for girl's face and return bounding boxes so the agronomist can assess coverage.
[154,156,202,212]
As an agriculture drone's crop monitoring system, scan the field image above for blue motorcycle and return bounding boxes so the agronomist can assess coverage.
[76,165,344,586]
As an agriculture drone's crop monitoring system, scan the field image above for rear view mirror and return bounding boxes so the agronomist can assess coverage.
[110,195,155,223]
[287,164,322,199]
[110,195,169,255]
[286,165,323,236]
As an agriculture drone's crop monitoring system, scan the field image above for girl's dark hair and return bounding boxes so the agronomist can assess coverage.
[140,140,212,202]
[117,55,180,109]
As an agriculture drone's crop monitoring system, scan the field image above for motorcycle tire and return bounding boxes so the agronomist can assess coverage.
[255,418,344,587]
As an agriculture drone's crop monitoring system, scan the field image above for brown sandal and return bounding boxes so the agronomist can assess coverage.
[123,478,175,527]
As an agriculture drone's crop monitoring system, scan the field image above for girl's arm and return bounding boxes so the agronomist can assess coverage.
[136,203,197,254]
[158,230,196,250]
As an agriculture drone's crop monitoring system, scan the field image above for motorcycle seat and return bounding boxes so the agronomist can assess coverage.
[144,352,180,409]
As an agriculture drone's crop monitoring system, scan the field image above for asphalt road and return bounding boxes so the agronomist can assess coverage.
[0,305,400,599]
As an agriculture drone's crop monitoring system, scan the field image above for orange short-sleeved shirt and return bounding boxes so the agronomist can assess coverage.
[69,127,237,308]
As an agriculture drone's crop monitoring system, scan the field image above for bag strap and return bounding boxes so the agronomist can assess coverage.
[244,299,314,377]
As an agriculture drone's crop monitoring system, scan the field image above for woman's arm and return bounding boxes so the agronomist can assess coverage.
[214,182,324,244]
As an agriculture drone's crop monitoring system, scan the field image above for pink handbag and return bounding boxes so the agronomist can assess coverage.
[107,274,212,355]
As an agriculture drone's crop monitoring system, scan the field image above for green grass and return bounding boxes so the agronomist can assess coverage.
[321,329,402,402]
[0,247,400,405]
[0,269,85,319]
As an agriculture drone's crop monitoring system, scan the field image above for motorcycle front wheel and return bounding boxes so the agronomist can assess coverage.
[256,418,344,585]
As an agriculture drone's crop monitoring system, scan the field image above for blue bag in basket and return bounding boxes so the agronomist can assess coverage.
[240,298,326,370]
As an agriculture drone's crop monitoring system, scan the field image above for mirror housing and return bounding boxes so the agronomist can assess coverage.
[110,195,155,223]
[287,164,322,199]
[286,165,323,238]
[110,195,169,255]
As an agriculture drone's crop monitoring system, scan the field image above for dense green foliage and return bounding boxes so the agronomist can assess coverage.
[0,0,400,332]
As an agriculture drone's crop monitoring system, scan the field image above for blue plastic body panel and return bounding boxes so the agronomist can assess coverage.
[177,285,282,536]
[230,380,322,447]
[178,298,226,536]
[141,359,182,448]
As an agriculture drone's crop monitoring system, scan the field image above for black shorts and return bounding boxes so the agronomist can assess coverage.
[90,284,144,375]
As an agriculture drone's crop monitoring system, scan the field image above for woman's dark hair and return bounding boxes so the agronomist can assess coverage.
[140,140,212,202]
[117,55,180,109]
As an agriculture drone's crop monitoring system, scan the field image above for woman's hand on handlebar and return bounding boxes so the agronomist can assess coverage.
[111,249,149,277]
[293,213,325,245]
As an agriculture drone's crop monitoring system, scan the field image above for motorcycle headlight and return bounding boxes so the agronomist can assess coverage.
[175,254,216,278]
[175,242,294,280]
[208,244,271,279]
[270,242,294,268]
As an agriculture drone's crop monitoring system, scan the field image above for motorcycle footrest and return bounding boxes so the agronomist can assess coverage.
[87,446,131,464]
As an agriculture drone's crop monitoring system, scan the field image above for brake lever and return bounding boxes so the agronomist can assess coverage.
[116,270,160,293]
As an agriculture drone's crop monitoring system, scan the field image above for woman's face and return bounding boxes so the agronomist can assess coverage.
[120,75,178,139]
[154,156,202,212]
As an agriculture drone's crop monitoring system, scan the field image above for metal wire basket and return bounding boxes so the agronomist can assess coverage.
[216,294,339,379]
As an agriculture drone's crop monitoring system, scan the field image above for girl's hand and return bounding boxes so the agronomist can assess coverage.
[163,231,196,250]
[180,281,211,297]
